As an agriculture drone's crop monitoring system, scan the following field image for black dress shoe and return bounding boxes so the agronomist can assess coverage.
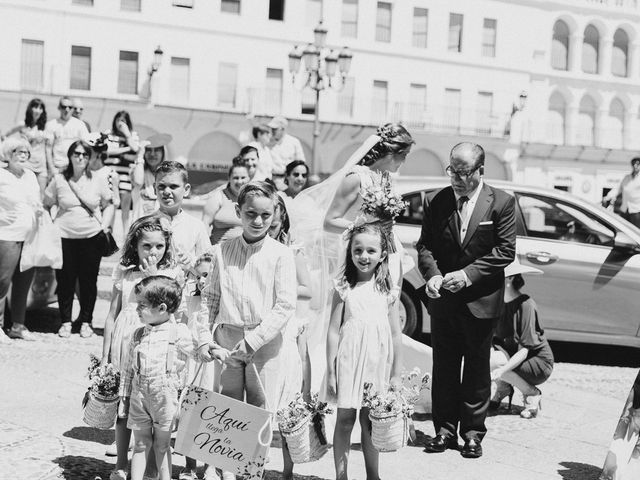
[460,439,483,458]
[423,434,458,453]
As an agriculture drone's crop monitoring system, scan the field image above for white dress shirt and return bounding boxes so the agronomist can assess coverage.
[454,179,484,286]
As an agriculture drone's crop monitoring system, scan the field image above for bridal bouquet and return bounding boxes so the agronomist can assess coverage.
[276,393,332,463]
[360,171,407,221]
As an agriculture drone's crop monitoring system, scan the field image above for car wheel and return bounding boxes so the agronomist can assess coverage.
[399,289,418,337]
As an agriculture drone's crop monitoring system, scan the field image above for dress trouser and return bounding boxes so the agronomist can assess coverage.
[0,240,34,327]
[213,324,282,412]
[431,305,494,443]
[55,233,103,325]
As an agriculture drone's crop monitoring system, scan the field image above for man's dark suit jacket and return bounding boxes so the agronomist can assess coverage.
[416,183,516,319]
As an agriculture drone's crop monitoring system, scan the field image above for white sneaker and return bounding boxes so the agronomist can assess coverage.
[109,470,127,480]
[0,329,11,344]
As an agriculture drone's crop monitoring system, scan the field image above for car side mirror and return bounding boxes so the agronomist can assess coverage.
[613,231,640,254]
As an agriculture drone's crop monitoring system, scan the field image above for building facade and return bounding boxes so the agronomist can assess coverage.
[0,0,638,201]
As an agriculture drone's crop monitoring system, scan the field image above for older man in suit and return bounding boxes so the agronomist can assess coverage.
[417,142,516,458]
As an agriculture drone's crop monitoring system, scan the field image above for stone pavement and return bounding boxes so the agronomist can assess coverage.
[0,302,637,480]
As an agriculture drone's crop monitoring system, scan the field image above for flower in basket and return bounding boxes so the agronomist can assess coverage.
[360,171,408,221]
[83,354,120,406]
[276,393,333,432]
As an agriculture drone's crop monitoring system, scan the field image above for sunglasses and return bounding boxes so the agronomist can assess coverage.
[72,151,89,158]
[59,105,73,110]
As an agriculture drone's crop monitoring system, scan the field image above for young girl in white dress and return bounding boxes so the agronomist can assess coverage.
[101,213,182,480]
[325,222,403,480]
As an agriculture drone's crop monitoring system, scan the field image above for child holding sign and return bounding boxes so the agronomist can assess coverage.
[200,181,297,480]
[119,276,228,480]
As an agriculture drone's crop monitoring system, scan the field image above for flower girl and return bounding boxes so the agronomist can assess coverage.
[101,213,183,480]
[324,222,403,480]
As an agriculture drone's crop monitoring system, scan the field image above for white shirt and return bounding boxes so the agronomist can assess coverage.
[169,210,211,265]
[454,178,484,286]
[622,174,640,214]
[45,117,89,169]
[0,168,41,242]
[269,134,305,175]
[455,179,484,242]
[201,234,296,352]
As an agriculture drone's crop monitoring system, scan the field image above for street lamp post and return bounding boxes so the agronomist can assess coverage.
[288,22,353,174]
[146,45,164,100]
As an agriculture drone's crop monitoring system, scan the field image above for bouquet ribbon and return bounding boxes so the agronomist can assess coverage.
[312,413,327,445]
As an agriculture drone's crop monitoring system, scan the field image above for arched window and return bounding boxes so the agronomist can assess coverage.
[582,25,599,74]
[576,95,596,146]
[607,98,625,149]
[548,92,566,145]
[612,29,629,77]
[552,20,570,70]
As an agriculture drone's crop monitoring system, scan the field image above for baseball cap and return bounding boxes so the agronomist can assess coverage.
[267,116,288,129]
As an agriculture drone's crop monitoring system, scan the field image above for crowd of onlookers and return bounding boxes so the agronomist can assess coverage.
[0,95,309,344]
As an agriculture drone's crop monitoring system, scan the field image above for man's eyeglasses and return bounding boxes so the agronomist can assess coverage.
[445,165,481,179]
[59,105,73,110]
[72,151,89,158]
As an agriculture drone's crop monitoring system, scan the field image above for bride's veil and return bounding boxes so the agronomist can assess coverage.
[291,134,380,389]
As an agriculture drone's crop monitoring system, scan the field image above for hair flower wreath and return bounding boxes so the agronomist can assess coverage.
[341,214,369,242]
[376,124,394,143]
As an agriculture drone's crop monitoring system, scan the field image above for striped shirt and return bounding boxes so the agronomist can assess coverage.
[120,319,205,397]
[201,234,297,352]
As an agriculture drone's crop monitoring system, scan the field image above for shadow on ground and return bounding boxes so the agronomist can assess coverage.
[54,455,114,480]
[63,426,115,445]
[557,461,602,480]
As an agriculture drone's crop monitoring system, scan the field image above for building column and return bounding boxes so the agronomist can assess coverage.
[569,33,583,72]
[624,111,635,150]
[628,42,640,79]
[595,107,609,148]
[599,38,613,76]
[565,104,579,145]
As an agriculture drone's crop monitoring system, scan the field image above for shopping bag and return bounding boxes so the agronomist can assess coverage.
[175,383,273,479]
[20,212,63,271]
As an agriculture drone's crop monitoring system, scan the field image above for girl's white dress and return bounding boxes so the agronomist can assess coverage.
[109,265,182,371]
[326,278,396,409]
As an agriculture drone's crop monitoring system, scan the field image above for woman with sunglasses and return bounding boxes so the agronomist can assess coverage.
[44,141,114,339]
[0,137,43,342]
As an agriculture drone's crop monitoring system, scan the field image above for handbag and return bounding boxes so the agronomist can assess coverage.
[65,176,119,257]
[20,211,63,271]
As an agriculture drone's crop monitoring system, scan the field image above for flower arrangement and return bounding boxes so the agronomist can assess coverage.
[86,353,120,399]
[276,393,333,432]
[276,393,333,463]
[82,354,121,430]
[360,171,407,221]
[362,368,430,418]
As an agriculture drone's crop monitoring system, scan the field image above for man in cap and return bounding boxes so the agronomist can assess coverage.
[267,115,305,190]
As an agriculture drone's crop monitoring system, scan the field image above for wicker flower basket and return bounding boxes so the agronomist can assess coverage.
[369,411,408,452]
[83,391,119,429]
[280,414,329,463]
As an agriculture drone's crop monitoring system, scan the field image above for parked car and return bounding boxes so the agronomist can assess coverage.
[395,177,640,349]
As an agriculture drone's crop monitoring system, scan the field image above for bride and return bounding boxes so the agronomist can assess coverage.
[292,123,432,398]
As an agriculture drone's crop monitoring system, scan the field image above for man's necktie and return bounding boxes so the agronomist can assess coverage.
[457,196,469,239]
